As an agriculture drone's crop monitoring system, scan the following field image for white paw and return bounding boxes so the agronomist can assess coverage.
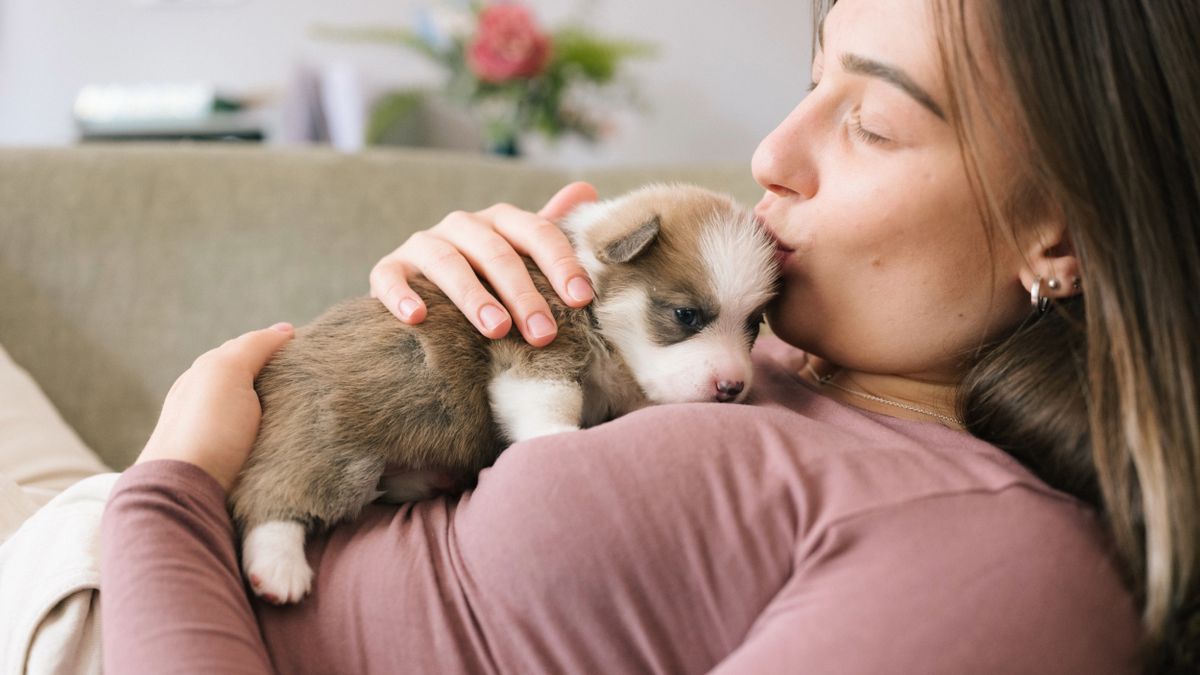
[488,373,583,443]
[242,521,313,604]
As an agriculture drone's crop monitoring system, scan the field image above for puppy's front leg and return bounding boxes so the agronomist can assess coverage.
[488,371,583,443]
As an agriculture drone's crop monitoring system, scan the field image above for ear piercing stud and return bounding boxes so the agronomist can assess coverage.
[1031,276,1052,313]
[1031,275,1081,314]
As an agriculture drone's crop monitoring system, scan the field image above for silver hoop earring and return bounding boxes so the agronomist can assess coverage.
[1031,276,1051,313]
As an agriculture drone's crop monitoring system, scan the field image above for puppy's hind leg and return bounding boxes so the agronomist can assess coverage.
[235,452,385,604]
[242,519,312,605]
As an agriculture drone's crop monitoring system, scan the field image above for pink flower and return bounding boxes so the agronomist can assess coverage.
[467,4,551,83]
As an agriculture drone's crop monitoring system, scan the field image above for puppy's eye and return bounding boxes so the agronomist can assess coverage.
[674,307,701,328]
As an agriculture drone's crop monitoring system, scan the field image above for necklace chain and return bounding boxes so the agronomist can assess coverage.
[803,363,963,427]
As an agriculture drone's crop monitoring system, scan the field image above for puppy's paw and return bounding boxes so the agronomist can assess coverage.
[242,520,313,604]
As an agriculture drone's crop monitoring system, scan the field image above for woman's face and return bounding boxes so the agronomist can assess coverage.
[752,0,1030,382]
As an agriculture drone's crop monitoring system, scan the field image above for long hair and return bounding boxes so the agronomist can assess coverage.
[814,1,1200,670]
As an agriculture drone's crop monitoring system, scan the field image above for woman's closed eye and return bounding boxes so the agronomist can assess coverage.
[850,111,890,146]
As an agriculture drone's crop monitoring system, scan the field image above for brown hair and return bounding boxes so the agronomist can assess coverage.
[815,1,1200,670]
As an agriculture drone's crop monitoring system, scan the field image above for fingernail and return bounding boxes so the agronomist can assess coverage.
[527,312,555,339]
[270,322,293,333]
[479,305,508,332]
[567,276,593,303]
[397,298,420,320]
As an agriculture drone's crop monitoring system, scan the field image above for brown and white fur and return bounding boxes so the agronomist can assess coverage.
[228,183,779,603]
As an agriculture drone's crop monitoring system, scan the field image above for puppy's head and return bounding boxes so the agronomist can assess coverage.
[563,183,779,404]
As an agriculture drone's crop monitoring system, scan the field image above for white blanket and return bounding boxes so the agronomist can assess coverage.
[0,472,118,675]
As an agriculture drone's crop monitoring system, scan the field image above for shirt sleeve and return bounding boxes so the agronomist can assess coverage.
[707,488,1141,675]
[100,460,275,675]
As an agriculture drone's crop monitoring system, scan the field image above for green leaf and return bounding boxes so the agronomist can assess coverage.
[549,27,657,83]
[365,90,425,145]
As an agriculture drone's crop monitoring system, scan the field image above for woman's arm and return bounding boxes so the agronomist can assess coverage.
[705,489,1141,675]
[101,461,274,675]
[100,323,295,674]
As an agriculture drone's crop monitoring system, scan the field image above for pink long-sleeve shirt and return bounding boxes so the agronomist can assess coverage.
[99,337,1140,674]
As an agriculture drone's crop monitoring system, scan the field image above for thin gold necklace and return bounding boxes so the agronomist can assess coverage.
[803,362,963,427]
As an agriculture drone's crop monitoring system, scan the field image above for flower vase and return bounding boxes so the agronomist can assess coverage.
[486,132,521,157]
[474,95,524,158]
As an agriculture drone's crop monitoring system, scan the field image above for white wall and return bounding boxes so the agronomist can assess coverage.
[0,0,812,167]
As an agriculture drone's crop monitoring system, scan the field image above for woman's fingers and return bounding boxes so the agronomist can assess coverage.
[370,219,516,337]
[434,210,560,345]
[368,182,600,346]
[483,203,594,308]
[203,323,296,380]
[226,323,296,375]
[534,182,599,306]
[404,228,514,339]
[370,257,428,324]
[539,181,599,221]
[135,323,297,491]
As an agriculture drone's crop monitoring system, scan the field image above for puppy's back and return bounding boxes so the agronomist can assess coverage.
[265,284,498,458]
[231,263,592,530]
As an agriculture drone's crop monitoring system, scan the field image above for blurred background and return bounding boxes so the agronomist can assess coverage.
[0,0,813,168]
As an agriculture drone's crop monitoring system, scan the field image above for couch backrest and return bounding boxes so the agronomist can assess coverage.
[0,144,760,469]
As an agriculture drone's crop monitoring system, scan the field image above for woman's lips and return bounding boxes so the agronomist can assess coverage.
[754,212,795,266]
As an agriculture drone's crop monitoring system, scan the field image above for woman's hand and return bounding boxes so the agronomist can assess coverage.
[135,323,295,492]
[369,182,599,347]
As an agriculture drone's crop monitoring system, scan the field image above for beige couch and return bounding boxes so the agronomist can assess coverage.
[0,144,761,470]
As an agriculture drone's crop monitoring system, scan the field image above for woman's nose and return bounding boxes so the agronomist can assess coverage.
[751,100,820,201]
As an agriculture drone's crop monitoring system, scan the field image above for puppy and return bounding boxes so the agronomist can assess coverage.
[228,183,779,603]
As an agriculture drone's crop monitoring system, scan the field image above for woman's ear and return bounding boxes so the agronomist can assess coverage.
[1017,220,1082,301]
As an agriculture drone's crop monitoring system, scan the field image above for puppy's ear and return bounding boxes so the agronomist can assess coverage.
[597,215,660,264]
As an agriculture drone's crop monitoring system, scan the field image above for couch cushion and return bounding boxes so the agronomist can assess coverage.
[0,340,109,543]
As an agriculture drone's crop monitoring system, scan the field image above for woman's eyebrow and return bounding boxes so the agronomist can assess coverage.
[841,52,947,121]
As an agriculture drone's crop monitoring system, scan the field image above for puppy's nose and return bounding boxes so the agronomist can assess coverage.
[714,380,744,402]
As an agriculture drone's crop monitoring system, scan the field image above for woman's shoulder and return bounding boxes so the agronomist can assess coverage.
[743,476,1142,674]
[499,334,1109,560]
[749,335,1083,495]
[590,337,1062,497]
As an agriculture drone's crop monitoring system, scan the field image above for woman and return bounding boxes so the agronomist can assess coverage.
[98,0,1198,672]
